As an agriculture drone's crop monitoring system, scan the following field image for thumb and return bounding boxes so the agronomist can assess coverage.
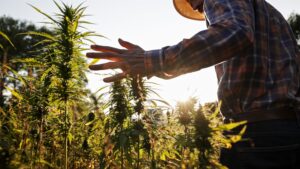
[118,38,141,50]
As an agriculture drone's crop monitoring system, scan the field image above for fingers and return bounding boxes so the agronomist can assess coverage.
[90,39,141,53]
[89,61,130,83]
[103,72,127,83]
[89,62,126,71]
[118,38,142,50]
[86,52,124,61]
[91,45,126,53]
[88,39,144,83]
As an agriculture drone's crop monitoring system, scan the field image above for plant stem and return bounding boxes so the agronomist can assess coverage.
[137,134,140,169]
[64,101,68,169]
[38,117,43,169]
[121,125,124,169]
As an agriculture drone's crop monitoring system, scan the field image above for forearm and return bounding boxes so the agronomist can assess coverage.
[144,0,255,79]
[145,24,253,79]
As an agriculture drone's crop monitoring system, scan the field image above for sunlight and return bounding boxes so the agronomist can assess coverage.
[159,78,199,103]
[153,67,219,106]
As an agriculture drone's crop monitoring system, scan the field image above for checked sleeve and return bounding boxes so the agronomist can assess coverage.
[144,0,255,79]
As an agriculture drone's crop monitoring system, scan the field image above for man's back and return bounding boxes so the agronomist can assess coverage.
[207,0,300,116]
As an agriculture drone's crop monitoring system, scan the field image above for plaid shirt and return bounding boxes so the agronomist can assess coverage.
[144,0,300,116]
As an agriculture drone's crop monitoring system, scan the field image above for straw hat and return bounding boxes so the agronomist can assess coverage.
[173,0,205,21]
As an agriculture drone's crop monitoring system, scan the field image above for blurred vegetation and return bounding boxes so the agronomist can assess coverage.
[288,13,300,46]
[0,16,52,107]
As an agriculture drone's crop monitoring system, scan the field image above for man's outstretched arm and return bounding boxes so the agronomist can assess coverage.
[146,0,255,78]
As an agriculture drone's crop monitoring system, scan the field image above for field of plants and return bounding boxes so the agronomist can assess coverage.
[1,1,299,169]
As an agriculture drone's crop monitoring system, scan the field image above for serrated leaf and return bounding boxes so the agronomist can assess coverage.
[79,20,93,24]
[147,99,171,108]
[68,133,73,143]
[238,125,247,135]
[160,150,169,161]
[35,159,53,167]
[4,86,23,101]
[0,31,15,48]
[29,4,58,24]
[209,101,222,120]
[4,65,27,86]
[21,31,56,41]
[149,100,157,107]
[214,120,247,131]
[95,85,108,93]
[12,58,44,67]
[89,59,100,66]
[32,39,53,47]
[19,140,23,149]
[53,0,64,14]
[40,67,53,82]
[85,120,95,126]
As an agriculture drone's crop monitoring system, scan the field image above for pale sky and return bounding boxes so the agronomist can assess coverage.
[1,0,300,106]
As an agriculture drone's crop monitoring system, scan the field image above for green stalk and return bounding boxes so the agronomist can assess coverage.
[131,75,145,169]
[137,133,140,169]
[121,125,124,169]
[38,117,43,169]
[64,101,68,169]
[151,148,155,169]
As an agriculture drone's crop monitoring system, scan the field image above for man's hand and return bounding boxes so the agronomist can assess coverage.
[86,39,146,83]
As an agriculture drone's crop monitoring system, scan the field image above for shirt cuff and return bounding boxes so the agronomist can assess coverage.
[144,49,164,78]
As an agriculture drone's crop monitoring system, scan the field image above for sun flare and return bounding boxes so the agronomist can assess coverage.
[153,68,218,107]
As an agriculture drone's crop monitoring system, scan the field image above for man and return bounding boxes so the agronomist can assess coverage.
[87,0,300,168]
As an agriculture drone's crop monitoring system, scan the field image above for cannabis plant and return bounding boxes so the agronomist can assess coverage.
[174,99,247,169]
[23,2,99,168]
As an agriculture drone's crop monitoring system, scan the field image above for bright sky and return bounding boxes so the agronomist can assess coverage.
[1,0,300,106]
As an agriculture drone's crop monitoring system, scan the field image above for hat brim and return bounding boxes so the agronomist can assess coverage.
[173,0,205,21]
